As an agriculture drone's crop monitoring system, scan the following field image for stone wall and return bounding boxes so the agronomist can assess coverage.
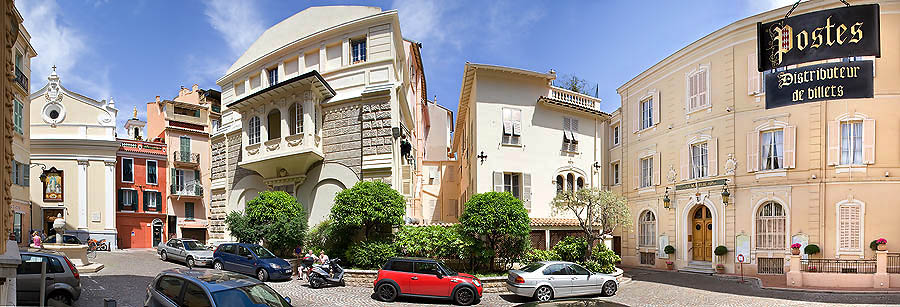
[322,104,362,176]
[361,102,393,157]
[208,190,226,239]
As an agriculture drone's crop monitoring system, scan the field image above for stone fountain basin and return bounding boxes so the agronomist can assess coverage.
[32,243,104,273]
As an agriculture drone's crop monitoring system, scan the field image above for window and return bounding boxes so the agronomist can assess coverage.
[841,122,863,165]
[23,162,29,187]
[182,281,212,307]
[351,38,367,63]
[640,157,653,188]
[147,160,158,185]
[612,163,620,185]
[18,255,48,275]
[562,117,579,152]
[756,202,785,250]
[13,212,22,243]
[248,116,261,145]
[211,119,220,132]
[542,264,568,276]
[566,173,574,193]
[688,68,709,111]
[122,158,134,182]
[502,108,522,145]
[266,67,278,86]
[180,136,191,162]
[612,125,620,146]
[156,276,185,303]
[639,211,656,247]
[175,169,184,189]
[555,175,563,194]
[504,173,520,199]
[577,177,584,190]
[219,244,235,254]
[838,203,862,252]
[185,202,195,219]
[120,189,138,210]
[10,160,17,186]
[144,191,161,211]
[760,130,784,170]
[414,262,440,275]
[640,98,653,130]
[568,264,590,275]
[389,260,414,273]
[691,142,709,179]
[174,107,200,118]
[313,106,318,135]
[289,102,303,135]
[267,109,281,140]
[13,99,22,134]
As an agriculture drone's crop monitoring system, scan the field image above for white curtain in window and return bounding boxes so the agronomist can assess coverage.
[760,130,783,170]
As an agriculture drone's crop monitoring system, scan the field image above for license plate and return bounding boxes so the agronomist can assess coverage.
[284,269,292,273]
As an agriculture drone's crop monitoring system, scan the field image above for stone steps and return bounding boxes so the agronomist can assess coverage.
[679,261,715,275]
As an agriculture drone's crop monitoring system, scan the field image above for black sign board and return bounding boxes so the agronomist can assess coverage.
[675,179,727,191]
[757,4,880,72]
[765,60,873,109]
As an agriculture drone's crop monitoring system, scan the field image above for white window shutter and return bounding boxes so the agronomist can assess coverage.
[572,119,579,141]
[680,144,690,181]
[863,119,875,164]
[493,171,503,192]
[747,131,759,172]
[522,173,532,212]
[633,160,640,190]
[827,121,840,166]
[632,102,639,133]
[748,53,760,95]
[652,91,660,126]
[709,138,719,176]
[513,109,522,136]
[653,153,661,186]
[783,126,796,169]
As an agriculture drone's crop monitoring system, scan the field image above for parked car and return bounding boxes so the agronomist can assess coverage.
[517,298,628,307]
[17,249,82,306]
[42,234,83,245]
[144,268,292,307]
[212,243,292,282]
[373,257,482,306]
[158,238,214,268]
[507,261,618,302]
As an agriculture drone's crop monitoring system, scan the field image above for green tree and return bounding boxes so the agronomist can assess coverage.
[551,188,631,259]
[459,192,531,271]
[224,191,308,257]
[330,181,405,240]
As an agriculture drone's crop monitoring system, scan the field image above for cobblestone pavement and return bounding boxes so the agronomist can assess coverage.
[76,250,900,307]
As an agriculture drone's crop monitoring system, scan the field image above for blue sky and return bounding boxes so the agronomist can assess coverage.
[17,0,794,135]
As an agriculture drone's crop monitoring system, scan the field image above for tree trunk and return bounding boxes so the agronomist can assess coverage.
[585,234,595,260]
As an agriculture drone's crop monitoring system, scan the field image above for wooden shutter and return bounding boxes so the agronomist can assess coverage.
[783,126,796,168]
[827,121,840,166]
[680,144,690,181]
[632,101,639,133]
[633,160,640,189]
[143,191,149,212]
[748,53,760,95]
[862,119,875,164]
[118,189,124,210]
[132,190,139,209]
[652,91,660,126]
[522,173,532,212]
[493,171,503,192]
[653,153,661,186]
[512,109,522,137]
[709,138,719,176]
[156,192,163,212]
[747,131,759,172]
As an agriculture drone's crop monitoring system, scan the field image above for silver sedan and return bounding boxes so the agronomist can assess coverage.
[157,238,214,267]
[506,261,618,302]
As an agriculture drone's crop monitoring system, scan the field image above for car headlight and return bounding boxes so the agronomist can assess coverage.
[269,263,282,269]
[472,279,481,287]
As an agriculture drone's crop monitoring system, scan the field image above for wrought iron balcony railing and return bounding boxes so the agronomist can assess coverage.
[170,182,203,197]
[14,67,28,92]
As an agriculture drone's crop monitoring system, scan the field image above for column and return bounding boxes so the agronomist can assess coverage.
[105,161,116,230]
[303,91,315,145]
[279,102,290,141]
[875,250,889,288]
[77,160,89,229]
[786,254,803,287]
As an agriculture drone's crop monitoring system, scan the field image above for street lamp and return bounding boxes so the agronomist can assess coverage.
[663,187,671,209]
[721,186,730,206]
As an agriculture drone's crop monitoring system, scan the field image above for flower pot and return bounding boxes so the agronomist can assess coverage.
[666,262,674,270]
[716,266,725,274]
[878,244,887,251]
[791,248,800,255]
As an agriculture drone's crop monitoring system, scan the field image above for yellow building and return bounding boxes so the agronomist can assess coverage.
[10,0,35,246]
[611,0,900,277]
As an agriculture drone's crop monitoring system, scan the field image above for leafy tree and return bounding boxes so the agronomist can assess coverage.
[459,192,531,271]
[224,191,308,257]
[553,236,589,263]
[551,188,631,259]
[330,181,406,240]
[554,74,587,94]
[346,240,397,269]
[395,225,466,260]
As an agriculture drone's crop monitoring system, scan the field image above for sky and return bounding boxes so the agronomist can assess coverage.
[17,0,796,136]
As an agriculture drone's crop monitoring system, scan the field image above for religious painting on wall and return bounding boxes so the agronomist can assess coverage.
[42,167,64,202]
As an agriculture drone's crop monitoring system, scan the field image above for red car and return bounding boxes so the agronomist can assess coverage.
[374,257,482,305]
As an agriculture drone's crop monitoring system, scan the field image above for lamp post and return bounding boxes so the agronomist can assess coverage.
[663,187,671,209]
[721,186,730,206]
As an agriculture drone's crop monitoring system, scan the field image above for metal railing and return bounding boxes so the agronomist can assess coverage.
[14,67,28,92]
[801,259,876,274]
[170,183,203,197]
[888,254,900,274]
[173,151,200,164]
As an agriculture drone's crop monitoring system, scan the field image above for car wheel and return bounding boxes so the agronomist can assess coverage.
[376,283,398,302]
[160,251,167,261]
[187,257,195,268]
[257,268,269,281]
[47,291,73,306]
[454,287,476,306]
[602,280,618,296]
[534,285,553,302]
[213,261,224,270]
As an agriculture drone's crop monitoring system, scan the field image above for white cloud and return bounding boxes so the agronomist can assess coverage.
[18,0,86,89]
[393,0,447,45]
[202,0,266,56]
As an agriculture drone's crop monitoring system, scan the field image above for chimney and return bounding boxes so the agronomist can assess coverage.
[155,96,160,103]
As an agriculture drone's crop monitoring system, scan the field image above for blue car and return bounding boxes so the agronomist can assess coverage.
[212,243,292,282]
[144,268,292,307]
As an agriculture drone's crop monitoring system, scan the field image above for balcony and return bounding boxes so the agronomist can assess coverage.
[170,182,203,198]
[14,67,28,92]
[241,133,323,179]
[173,151,200,167]
[539,86,605,116]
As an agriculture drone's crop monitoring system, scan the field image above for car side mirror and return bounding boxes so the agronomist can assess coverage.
[436,271,444,279]
[284,297,291,304]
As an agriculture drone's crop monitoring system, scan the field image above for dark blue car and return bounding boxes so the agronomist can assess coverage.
[212,243,292,282]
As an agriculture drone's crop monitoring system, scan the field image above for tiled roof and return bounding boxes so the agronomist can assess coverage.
[530,218,581,227]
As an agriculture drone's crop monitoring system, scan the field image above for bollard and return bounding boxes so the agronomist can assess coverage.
[104,298,117,307]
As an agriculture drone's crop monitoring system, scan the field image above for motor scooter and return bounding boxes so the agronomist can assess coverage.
[308,258,345,289]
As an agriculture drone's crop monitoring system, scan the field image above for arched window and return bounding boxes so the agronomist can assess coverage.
[267,109,281,140]
[289,102,303,136]
[838,202,863,252]
[576,177,584,190]
[756,202,785,250]
[566,173,574,192]
[639,211,656,247]
[248,116,261,145]
[556,175,563,195]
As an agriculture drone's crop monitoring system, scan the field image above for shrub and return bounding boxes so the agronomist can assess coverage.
[804,244,820,255]
[523,248,560,263]
[459,192,531,271]
[346,241,397,269]
[714,245,728,256]
[553,236,588,263]
[870,240,880,251]
[331,181,405,240]
[664,245,675,255]
[395,225,466,259]
[305,219,349,258]
[587,244,620,274]
[225,191,307,257]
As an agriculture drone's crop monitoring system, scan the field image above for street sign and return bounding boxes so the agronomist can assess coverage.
[765,60,873,109]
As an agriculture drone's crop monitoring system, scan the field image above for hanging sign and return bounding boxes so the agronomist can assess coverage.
[42,167,64,202]
[765,60,873,109]
[757,4,880,72]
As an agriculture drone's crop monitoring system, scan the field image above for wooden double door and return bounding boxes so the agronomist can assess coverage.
[691,206,713,261]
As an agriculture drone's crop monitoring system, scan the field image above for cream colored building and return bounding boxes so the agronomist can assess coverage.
[611,0,900,276]
[29,68,120,249]
[211,6,420,241]
[10,3,35,246]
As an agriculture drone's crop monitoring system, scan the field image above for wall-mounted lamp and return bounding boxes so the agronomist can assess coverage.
[592,162,601,171]
[663,187,671,209]
[721,186,731,206]
[476,151,488,164]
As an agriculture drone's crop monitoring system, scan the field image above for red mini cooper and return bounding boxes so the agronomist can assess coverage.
[374,257,482,305]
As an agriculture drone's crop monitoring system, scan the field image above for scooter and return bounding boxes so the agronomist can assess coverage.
[308,258,345,289]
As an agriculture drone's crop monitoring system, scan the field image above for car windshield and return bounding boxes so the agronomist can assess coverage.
[521,262,546,272]
[183,241,206,251]
[437,261,458,276]
[211,284,290,307]
[248,245,276,259]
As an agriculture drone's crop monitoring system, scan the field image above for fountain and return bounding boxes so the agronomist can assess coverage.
[35,214,104,273]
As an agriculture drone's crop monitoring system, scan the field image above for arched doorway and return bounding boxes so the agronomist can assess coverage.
[691,206,713,261]
[152,218,164,247]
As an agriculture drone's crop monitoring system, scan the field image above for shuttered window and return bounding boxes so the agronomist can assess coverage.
[289,102,303,135]
[640,98,653,130]
[13,99,23,134]
[502,108,522,145]
[639,211,656,247]
[612,163,620,185]
[248,116,261,145]
[839,203,862,252]
[147,160,158,185]
[760,130,783,170]
[691,142,708,179]
[562,117,578,152]
[640,157,653,188]
[748,53,764,95]
[504,173,520,199]
[688,68,709,111]
[841,122,863,165]
[122,158,134,182]
[756,202,785,250]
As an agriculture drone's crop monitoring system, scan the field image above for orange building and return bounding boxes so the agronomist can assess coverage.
[116,110,168,248]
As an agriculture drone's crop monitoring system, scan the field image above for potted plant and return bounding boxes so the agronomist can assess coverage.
[714,245,728,273]
[664,245,675,270]
[716,263,726,273]
[804,244,820,257]
[666,261,674,270]
[808,265,818,272]
[874,238,888,251]
[791,243,802,255]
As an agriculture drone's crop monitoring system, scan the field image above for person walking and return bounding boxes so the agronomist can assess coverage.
[293,244,304,279]
[31,231,42,248]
